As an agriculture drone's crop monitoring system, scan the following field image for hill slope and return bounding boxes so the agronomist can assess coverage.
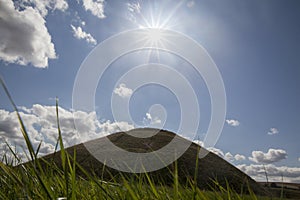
[42,128,267,195]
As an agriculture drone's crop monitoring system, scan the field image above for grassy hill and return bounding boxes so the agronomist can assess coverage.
[41,128,268,196]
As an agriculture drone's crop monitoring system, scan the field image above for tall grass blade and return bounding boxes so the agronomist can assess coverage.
[143,167,159,198]
[56,98,69,197]
[5,141,21,165]
[122,177,139,200]
[0,78,35,161]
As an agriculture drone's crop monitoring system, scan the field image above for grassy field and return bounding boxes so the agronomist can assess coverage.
[0,79,291,200]
[0,146,281,200]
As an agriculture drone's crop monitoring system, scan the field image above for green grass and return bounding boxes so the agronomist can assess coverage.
[0,78,286,199]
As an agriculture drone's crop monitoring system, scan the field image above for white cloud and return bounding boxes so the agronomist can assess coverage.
[224,152,246,162]
[0,104,134,163]
[207,147,224,158]
[225,152,234,162]
[143,113,162,126]
[234,154,246,161]
[268,127,279,135]
[145,113,152,121]
[0,0,57,68]
[17,106,32,114]
[298,157,300,162]
[205,146,246,163]
[71,25,97,45]
[113,83,133,98]
[225,119,240,127]
[249,148,287,164]
[237,164,300,183]
[82,0,105,19]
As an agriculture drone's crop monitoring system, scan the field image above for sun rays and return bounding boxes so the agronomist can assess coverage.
[126,1,185,62]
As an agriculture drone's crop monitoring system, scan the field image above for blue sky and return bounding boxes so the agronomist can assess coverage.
[0,0,300,182]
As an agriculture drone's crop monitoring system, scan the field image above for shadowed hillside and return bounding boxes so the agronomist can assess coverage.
[41,128,268,196]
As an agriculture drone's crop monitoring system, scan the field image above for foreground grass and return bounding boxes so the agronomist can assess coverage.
[0,78,285,199]
[0,162,279,200]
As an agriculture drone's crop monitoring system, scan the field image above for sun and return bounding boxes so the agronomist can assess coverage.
[128,1,185,61]
[136,14,171,57]
[145,28,164,43]
[136,11,168,46]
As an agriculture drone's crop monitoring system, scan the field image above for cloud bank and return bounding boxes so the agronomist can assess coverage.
[237,164,300,183]
[0,104,133,163]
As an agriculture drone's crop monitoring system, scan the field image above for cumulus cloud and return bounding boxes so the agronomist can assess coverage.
[143,113,162,126]
[145,113,152,121]
[0,0,57,68]
[225,119,240,127]
[237,164,300,183]
[205,146,246,163]
[268,127,279,135]
[0,104,134,163]
[207,147,225,158]
[234,154,246,161]
[249,148,287,164]
[71,25,97,45]
[82,0,105,19]
[225,152,234,162]
[113,83,133,98]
